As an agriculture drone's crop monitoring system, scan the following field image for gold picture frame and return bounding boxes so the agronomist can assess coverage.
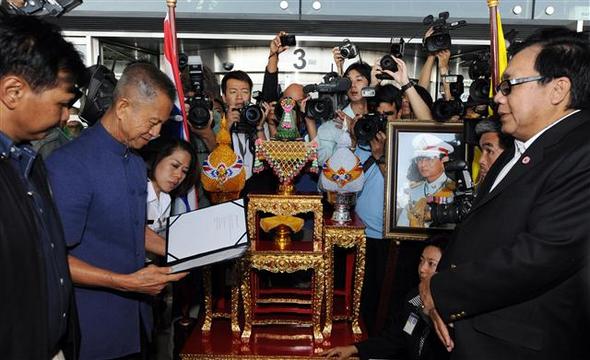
[383,120,465,240]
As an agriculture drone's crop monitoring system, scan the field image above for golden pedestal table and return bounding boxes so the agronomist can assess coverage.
[241,193,325,343]
[322,214,366,338]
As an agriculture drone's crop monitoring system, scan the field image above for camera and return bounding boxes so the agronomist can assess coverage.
[304,72,352,122]
[432,75,465,121]
[423,11,467,53]
[280,34,296,47]
[186,56,213,129]
[354,113,388,146]
[376,55,399,80]
[239,103,263,127]
[429,160,474,225]
[338,39,358,59]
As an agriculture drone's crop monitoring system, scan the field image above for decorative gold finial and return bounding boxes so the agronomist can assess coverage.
[166,0,177,8]
[487,0,499,7]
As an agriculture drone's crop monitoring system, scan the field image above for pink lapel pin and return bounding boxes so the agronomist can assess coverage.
[522,156,531,164]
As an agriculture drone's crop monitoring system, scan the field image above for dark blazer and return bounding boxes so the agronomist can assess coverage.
[431,109,590,360]
[0,154,79,359]
[355,288,449,360]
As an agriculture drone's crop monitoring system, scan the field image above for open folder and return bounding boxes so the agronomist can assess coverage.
[165,199,249,273]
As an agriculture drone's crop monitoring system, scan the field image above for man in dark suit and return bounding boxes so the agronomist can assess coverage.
[0,16,87,359]
[419,28,590,360]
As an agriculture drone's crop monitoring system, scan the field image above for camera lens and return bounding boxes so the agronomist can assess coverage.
[379,55,398,73]
[189,106,210,128]
[432,99,465,121]
[241,104,263,126]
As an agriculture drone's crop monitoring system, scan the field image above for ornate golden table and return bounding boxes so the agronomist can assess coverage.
[322,214,366,338]
[241,193,325,343]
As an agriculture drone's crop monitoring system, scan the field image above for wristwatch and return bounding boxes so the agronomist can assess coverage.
[376,155,386,165]
[400,81,414,93]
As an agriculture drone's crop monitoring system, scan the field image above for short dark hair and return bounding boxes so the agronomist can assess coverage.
[511,27,590,110]
[114,62,176,103]
[375,84,402,110]
[475,118,512,150]
[424,233,450,253]
[141,137,198,198]
[221,70,253,95]
[0,15,87,91]
[344,62,371,83]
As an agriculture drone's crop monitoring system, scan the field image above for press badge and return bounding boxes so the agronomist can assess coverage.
[403,312,419,335]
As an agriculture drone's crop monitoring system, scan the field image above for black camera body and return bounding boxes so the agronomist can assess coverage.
[423,12,467,53]
[354,113,388,146]
[376,55,398,80]
[433,74,466,121]
[430,160,475,225]
[186,57,213,129]
[280,34,296,47]
[338,39,358,59]
[304,73,351,122]
[186,94,212,129]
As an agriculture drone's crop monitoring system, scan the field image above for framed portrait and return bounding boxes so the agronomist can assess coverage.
[383,120,465,240]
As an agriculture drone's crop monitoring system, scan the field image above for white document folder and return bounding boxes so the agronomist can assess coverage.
[166,199,249,273]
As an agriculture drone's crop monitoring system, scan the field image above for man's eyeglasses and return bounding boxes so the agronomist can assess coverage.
[495,75,545,96]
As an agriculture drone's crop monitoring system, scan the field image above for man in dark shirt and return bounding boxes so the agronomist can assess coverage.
[0,16,87,359]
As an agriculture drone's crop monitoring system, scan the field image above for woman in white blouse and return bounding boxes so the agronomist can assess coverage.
[142,137,197,237]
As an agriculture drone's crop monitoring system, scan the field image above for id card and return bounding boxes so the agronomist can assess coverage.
[403,312,419,335]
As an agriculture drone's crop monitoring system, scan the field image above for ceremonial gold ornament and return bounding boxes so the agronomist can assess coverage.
[254,140,319,195]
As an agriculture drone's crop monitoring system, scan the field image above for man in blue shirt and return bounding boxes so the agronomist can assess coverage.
[0,16,87,359]
[47,62,187,359]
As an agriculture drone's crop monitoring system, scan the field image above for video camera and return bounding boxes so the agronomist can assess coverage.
[429,159,475,225]
[303,72,351,122]
[432,74,466,121]
[354,113,388,146]
[185,55,213,129]
[468,51,491,104]
[423,12,467,53]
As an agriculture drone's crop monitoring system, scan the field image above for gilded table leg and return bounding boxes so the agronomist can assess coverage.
[231,262,241,334]
[240,258,252,342]
[313,261,325,343]
[201,266,213,332]
[351,235,366,335]
[322,239,334,338]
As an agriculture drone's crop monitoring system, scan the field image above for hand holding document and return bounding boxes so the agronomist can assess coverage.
[166,199,249,273]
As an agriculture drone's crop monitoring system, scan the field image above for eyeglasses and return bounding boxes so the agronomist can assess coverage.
[495,75,545,96]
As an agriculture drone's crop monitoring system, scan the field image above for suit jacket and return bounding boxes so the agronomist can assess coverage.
[0,154,79,359]
[431,109,590,360]
[356,288,449,360]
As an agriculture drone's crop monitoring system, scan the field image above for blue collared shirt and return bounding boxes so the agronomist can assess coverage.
[0,130,72,354]
[47,123,151,359]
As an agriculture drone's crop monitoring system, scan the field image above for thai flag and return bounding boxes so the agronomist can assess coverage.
[163,12,198,212]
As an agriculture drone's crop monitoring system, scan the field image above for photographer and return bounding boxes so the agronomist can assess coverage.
[193,70,270,182]
[354,84,403,333]
[373,56,433,121]
[317,62,371,166]
[418,27,453,102]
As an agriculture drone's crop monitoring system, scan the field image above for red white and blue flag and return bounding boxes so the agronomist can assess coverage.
[163,11,198,212]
